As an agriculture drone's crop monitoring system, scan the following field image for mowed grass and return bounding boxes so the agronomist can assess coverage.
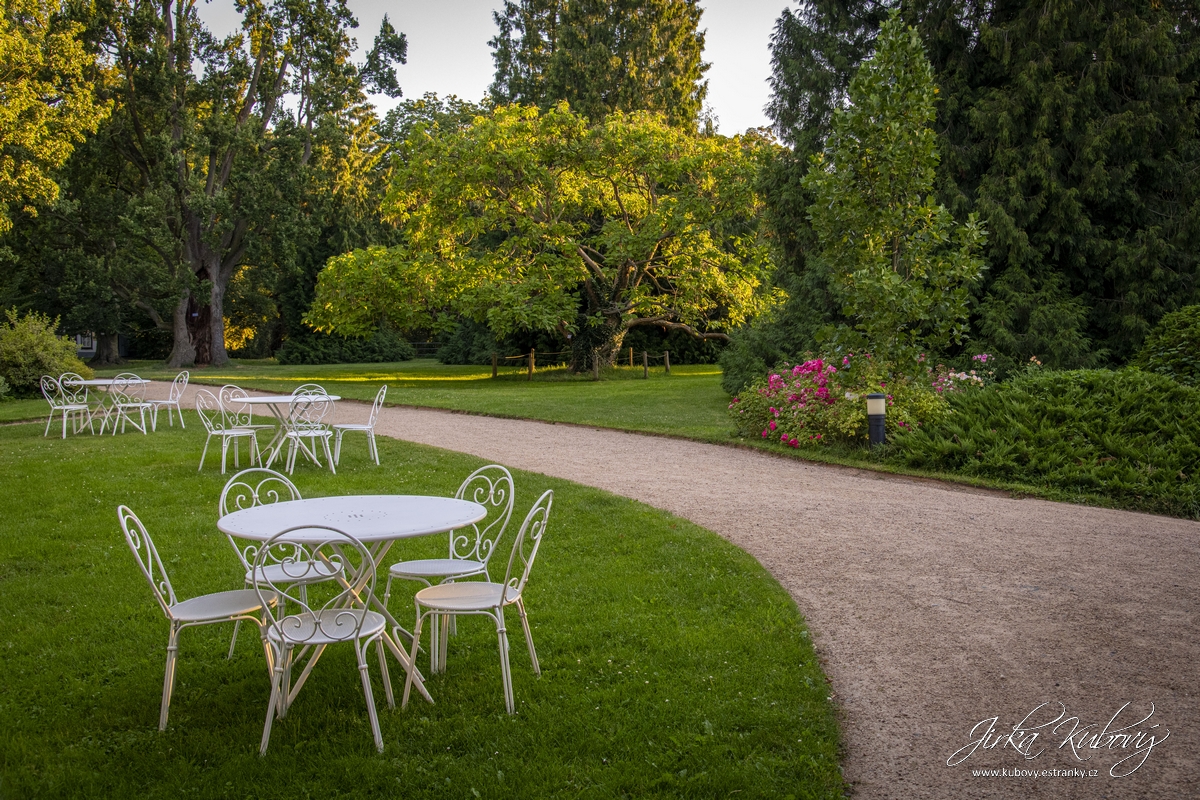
[0,417,842,799]
[90,359,735,441]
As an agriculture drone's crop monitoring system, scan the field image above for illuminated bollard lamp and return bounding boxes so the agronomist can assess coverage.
[866,393,887,446]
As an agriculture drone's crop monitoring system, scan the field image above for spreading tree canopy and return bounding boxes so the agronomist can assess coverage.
[60,0,408,367]
[0,0,109,234]
[308,104,779,371]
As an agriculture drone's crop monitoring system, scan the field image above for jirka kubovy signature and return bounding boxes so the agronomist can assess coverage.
[947,701,1169,777]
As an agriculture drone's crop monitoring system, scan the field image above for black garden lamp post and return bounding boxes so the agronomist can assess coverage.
[866,393,887,446]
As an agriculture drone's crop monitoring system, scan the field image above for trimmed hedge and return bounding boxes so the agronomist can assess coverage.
[275,328,415,365]
[888,369,1200,518]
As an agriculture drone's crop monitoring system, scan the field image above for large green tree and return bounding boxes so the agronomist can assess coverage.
[762,0,1200,372]
[0,0,109,234]
[308,104,778,370]
[74,0,406,367]
[490,0,708,128]
[804,11,985,366]
[927,0,1200,367]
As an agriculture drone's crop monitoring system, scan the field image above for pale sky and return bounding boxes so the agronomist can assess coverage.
[197,0,786,134]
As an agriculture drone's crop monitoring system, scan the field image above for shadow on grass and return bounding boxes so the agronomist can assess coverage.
[0,416,843,799]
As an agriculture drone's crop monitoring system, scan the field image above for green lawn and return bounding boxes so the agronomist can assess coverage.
[0,416,842,799]
[90,359,736,441]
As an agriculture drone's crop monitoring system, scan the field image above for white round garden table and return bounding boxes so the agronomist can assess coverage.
[218,494,486,705]
[237,394,341,466]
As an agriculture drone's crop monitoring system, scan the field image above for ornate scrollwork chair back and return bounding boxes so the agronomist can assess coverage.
[119,505,178,618]
[254,525,391,755]
[451,465,516,569]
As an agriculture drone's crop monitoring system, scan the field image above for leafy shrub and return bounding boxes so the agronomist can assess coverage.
[0,309,93,396]
[888,369,1200,518]
[0,375,10,401]
[275,328,415,365]
[1132,305,1200,385]
[730,353,952,446]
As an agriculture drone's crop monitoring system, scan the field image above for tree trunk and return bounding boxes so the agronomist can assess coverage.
[166,292,197,368]
[208,277,230,367]
[187,293,212,365]
[89,333,123,367]
[568,313,626,372]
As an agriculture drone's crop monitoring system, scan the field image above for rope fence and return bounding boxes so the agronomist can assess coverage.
[490,347,671,380]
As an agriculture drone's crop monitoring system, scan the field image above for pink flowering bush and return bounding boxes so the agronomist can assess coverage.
[729,352,959,445]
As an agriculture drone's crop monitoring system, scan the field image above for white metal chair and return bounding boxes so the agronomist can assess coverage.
[196,389,259,473]
[148,371,189,430]
[107,372,153,434]
[218,384,275,434]
[384,465,515,673]
[59,372,101,434]
[291,383,326,396]
[402,489,552,714]
[332,384,387,466]
[218,468,342,658]
[41,375,92,438]
[276,391,335,475]
[254,526,393,755]
[118,505,275,731]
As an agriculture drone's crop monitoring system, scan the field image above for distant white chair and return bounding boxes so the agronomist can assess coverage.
[118,505,274,731]
[196,389,259,473]
[148,371,189,431]
[332,385,387,466]
[41,375,92,438]
[108,372,153,434]
[218,384,275,435]
[255,526,392,755]
[277,391,335,475]
[402,489,553,714]
[384,464,515,673]
[60,372,102,433]
[218,468,342,658]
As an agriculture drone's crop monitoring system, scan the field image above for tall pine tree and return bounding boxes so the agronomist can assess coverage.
[489,0,709,128]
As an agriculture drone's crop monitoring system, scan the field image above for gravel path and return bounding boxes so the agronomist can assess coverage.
[172,385,1200,798]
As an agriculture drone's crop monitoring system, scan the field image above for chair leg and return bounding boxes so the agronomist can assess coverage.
[334,430,344,466]
[401,609,426,710]
[44,410,55,437]
[160,625,181,731]
[221,437,230,474]
[62,408,69,439]
[369,431,379,465]
[516,597,540,675]
[356,640,384,753]
[429,609,440,674]
[495,608,514,714]
[438,614,450,673]
[323,436,335,475]
[376,638,395,709]
[261,646,286,756]
[198,434,212,471]
[228,579,251,659]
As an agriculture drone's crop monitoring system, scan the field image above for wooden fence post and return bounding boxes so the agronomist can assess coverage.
[664,350,670,374]
[529,349,535,380]
[492,352,497,378]
[642,350,648,378]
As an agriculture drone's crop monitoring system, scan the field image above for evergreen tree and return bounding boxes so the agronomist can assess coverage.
[929,0,1200,368]
[489,0,709,128]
